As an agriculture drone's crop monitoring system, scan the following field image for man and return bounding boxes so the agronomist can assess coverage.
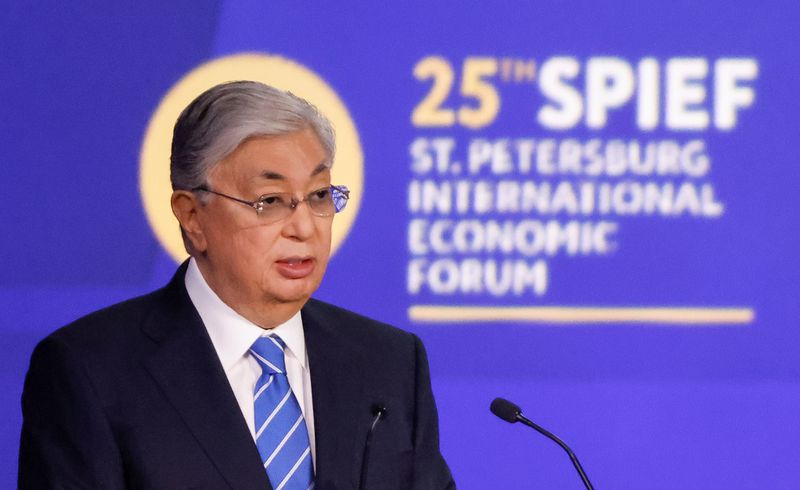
[20,81,455,489]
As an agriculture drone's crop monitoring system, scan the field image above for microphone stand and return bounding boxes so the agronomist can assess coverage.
[516,413,594,490]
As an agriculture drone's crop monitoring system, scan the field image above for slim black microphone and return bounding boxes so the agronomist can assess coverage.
[358,404,387,490]
[491,397,594,490]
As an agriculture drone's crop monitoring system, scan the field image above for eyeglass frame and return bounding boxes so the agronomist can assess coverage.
[191,184,350,222]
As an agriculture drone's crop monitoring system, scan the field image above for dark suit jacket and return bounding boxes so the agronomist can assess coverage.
[19,265,454,490]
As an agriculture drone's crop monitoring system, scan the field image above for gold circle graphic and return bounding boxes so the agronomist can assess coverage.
[140,53,363,263]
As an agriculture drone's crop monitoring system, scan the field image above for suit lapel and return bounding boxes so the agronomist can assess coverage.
[142,266,271,490]
[303,300,366,490]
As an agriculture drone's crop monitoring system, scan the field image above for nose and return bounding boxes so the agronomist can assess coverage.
[280,200,316,240]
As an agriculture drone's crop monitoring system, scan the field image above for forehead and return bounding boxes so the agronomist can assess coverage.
[213,128,330,183]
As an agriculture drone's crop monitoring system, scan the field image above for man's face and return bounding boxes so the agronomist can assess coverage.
[194,128,333,323]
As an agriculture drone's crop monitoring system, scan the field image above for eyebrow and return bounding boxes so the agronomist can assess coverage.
[260,161,331,180]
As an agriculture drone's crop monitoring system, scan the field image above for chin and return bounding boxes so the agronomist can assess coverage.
[268,277,321,305]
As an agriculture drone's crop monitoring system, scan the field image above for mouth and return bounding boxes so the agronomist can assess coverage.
[275,256,315,279]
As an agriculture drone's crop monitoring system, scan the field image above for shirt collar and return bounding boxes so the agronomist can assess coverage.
[184,258,307,372]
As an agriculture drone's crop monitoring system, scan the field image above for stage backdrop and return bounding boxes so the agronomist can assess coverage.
[2,2,799,488]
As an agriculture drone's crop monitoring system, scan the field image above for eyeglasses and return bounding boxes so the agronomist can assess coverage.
[192,184,350,224]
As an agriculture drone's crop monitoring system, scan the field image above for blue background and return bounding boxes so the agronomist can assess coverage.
[2,2,799,488]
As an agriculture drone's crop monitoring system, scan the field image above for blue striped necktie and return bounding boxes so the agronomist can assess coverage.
[250,335,314,490]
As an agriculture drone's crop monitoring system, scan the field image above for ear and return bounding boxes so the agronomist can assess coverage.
[171,190,208,253]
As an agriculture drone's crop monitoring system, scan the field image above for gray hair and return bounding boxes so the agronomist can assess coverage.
[170,80,336,191]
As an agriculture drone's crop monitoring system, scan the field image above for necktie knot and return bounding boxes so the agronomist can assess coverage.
[250,335,287,375]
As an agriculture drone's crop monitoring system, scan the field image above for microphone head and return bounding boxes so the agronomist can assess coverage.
[490,397,521,423]
[371,404,387,417]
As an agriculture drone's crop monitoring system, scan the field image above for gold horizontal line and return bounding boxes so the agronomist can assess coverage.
[408,305,755,325]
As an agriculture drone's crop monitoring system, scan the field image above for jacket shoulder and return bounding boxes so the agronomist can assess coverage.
[304,297,416,344]
[42,286,169,356]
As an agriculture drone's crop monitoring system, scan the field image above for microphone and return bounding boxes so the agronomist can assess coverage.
[358,404,387,490]
[490,397,594,490]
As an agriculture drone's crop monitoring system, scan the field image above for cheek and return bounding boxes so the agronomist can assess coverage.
[314,229,333,278]
[318,221,334,252]
[236,228,280,266]
[211,225,277,274]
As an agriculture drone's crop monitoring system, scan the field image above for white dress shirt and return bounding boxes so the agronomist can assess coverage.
[184,258,316,466]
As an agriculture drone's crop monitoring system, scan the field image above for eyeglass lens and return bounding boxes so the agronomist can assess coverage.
[257,185,349,220]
